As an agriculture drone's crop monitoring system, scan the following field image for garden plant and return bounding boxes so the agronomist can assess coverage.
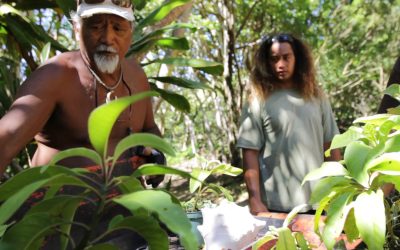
[302,84,400,250]
[0,91,199,250]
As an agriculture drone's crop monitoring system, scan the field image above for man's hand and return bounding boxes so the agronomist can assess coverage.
[140,146,166,188]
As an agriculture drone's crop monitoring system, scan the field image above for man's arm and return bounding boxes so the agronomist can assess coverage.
[242,148,269,215]
[0,63,61,176]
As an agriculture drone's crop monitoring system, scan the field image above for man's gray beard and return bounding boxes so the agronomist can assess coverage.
[94,53,120,74]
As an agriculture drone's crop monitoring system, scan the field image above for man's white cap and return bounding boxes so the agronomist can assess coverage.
[77,0,134,21]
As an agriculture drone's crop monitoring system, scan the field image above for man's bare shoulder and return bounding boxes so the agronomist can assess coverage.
[122,57,150,91]
[16,51,84,96]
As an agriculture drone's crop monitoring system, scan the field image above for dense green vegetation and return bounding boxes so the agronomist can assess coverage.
[1,0,399,170]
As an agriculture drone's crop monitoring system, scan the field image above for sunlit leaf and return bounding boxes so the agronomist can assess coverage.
[88,91,158,157]
[113,190,199,250]
[354,190,385,250]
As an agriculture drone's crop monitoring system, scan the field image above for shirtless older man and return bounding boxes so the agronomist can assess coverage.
[0,0,162,184]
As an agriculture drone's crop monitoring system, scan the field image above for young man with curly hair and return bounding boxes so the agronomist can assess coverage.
[237,34,341,215]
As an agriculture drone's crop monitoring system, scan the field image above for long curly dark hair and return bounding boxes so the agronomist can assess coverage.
[250,33,322,101]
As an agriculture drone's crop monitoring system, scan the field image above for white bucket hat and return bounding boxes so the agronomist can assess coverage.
[77,0,134,21]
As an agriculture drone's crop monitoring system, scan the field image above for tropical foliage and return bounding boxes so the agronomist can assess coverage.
[0,91,200,249]
[302,84,400,250]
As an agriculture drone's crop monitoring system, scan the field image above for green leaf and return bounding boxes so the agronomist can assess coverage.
[206,183,233,201]
[0,174,95,225]
[149,76,208,89]
[112,133,175,166]
[209,162,243,176]
[49,148,103,167]
[147,57,223,75]
[150,85,191,113]
[156,37,190,50]
[54,0,75,19]
[370,175,400,192]
[88,91,158,157]
[367,152,400,172]
[384,83,400,102]
[106,215,169,249]
[0,213,65,250]
[189,168,211,193]
[302,162,349,185]
[309,176,353,204]
[137,0,191,28]
[344,141,372,186]
[132,164,192,179]
[353,114,392,126]
[39,42,51,64]
[114,176,144,194]
[326,126,363,156]
[283,204,308,227]
[0,166,84,201]
[113,190,198,250]
[322,192,355,250]
[275,227,297,250]
[294,232,310,250]
[25,196,83,250]
[343,209,359,242]
[252,234,276,249]
[354,190,385,250]
[384,134,400,152]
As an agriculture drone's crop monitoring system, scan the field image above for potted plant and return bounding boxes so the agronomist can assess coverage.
[301,84,400,250]
[181,156,243,245]
[0,91,199,249]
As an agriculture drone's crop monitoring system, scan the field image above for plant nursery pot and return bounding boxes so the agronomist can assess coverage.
[187,211,204,245]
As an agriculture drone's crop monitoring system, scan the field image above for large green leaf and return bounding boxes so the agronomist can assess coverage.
[113,190,198,250]
[105,215,169,249]
[54,0,75,19]
[156,37,190,50]
[353,114,392,126]
[88,91,158,157]
[0,213,65,250]
[0,166,85,201]
[132,164,192,179]
[49,147,103,167]
[112,133,175,166]
[209,162,243,176]
[367,152,400,172]
[146,58,223,75]
[137,0,191,28]
[189,168,211,193]
[343,209,359,242]
[302,162,349,185]
[114,176,144,194]
[384,83,400,102]
[275,227,297,250]
[384,134,400,152]
[343,141,372,186]
[0,174,95,225]
[322,192,355,250]
[150,84,191,113]
[149,76,208,89]
[25,196,83,250]
[309,176,353,204]
[130,23,196,55]
[354,190,385,250]
[326,126,363,156]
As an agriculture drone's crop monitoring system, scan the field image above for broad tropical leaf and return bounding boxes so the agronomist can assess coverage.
[113,190,198,250]
[88,91,158,157]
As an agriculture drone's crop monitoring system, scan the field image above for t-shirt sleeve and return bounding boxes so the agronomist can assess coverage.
[236,100,264,150]
[320,97,340,143]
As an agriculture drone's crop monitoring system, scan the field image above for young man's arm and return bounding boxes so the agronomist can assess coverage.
[242,148,269,215]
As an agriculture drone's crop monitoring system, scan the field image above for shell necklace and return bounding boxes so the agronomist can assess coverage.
[88,66,123,103]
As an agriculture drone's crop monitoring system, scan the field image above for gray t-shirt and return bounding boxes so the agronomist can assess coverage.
[237,89,339,212]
